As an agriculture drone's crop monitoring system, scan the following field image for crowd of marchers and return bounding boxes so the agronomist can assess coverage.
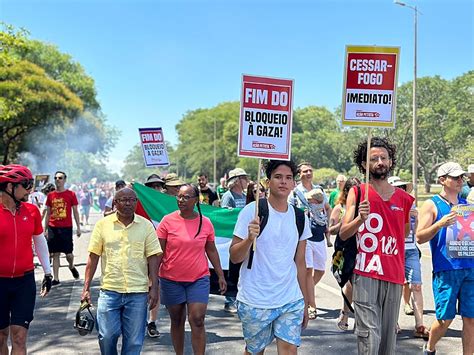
[0,137,473,355]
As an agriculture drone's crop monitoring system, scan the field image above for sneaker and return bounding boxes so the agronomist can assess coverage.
[423,343,436,355]
[51,280,60,286]
[224,303,237,314]
[414,325,430,340]
[147,322,160,338]
[70,267,80,279]
[404,303,414,315]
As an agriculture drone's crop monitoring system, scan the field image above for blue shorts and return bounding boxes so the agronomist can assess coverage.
[432,268,474,320]
[404,248,422,285]
[237,298,304,353]
[159,276,210,305]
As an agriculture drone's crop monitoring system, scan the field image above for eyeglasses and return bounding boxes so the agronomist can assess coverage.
[19,179,34,190]
[176,195,197,202]
[369,156,389,163]
[447,175,465,181]
[115,198,138,204]
[54,176,64,180]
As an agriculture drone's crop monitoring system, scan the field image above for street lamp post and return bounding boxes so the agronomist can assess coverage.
[213,116,217,185]
[395,0,419,201]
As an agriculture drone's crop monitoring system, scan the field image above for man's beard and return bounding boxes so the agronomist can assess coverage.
[370,167,389,180]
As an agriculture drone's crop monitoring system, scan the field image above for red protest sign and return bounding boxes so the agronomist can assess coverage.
[342,46,400,128]
[238,75,294,160]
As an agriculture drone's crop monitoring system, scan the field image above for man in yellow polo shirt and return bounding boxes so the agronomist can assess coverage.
[81,187,162,355]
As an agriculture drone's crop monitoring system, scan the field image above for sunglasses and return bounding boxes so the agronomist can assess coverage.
[20,179,35,190]
[54,176,64,180]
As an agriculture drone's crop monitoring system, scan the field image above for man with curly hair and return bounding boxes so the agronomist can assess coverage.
[340,137,414,354]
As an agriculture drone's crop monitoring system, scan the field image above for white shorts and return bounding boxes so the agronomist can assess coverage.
[305,240,327,271]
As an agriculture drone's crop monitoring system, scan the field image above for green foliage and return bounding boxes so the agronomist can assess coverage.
[0,58,83,163]
[387,71,473,189]
[312,167,341,188]
[121,143,176,183]
[0,23,118,179]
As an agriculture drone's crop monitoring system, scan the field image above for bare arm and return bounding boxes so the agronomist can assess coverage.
[72,205,82,237]
[295,239,309,329]
[229,217,260,264]
[81,252,100,304]
[206,241,227,294]
[416,199,457,244]
[43,206,51,236]
[104,206,114,216]
[328,205,342,235]
[324,202,332,227]
[147,254,161,310]
[339,188,369,241]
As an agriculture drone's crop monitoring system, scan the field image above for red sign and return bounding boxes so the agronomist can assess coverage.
[238,75,294,160]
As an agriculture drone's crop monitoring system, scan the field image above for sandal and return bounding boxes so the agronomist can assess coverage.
[337,310,349,331]
[414,325,430,340]
[307,306,317,320]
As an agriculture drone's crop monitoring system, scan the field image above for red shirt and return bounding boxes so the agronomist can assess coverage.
[354,184,414,285]
[0,202,43,277]
[156,211,215,282]
[46,190,78,228]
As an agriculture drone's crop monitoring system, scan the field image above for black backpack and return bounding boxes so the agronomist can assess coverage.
[331,185,361,313]
[210,198,305,297]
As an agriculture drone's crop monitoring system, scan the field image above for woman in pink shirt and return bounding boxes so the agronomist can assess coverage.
[156,184,226,355]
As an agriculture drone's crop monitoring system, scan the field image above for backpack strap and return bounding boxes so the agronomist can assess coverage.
[247,198,269,269]
[293,205,305,238]
[354,185,361,220]
[247,199,305,269]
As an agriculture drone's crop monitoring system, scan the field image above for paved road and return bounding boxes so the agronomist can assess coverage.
[25,210,463,354]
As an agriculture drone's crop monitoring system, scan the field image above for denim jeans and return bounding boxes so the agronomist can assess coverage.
[97,290,148,355]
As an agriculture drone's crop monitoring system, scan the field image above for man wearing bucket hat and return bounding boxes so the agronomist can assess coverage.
[460,164,474,199]
[163,173,185,197]
[417,162,474,355]
[388,176,429,340]
[145,174,164,191]
[220,168,249,313]
[220,168,249,210]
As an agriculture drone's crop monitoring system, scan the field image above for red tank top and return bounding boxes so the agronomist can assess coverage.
[0,202,43,277]
[354,184,414,284]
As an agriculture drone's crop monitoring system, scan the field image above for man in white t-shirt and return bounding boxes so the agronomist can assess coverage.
[230,160,311,354]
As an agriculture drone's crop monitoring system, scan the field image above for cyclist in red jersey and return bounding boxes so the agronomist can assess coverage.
[0,164,53,355]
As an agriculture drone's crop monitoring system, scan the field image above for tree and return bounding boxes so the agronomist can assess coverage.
[175,102,240,181]
[122,143,176,183]
[387,72,473,191]
[0,57,83,163]
[0,24,118,177]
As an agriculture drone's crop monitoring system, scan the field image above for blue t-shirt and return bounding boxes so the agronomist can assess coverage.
[430,195,474,273]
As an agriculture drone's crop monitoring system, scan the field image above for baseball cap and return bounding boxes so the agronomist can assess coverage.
[436,162,465,178]
[388,176,413,193]
[467,164,474,176]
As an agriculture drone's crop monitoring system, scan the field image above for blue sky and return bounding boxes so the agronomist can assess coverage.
[2,0,473,173]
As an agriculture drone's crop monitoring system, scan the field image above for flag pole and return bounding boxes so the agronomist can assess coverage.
[365,129,371,201]
[253,159,261,251]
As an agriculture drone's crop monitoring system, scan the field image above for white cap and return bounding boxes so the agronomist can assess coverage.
[437,162,466,178]
[467,164,474,175]
[388,176,413,193]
